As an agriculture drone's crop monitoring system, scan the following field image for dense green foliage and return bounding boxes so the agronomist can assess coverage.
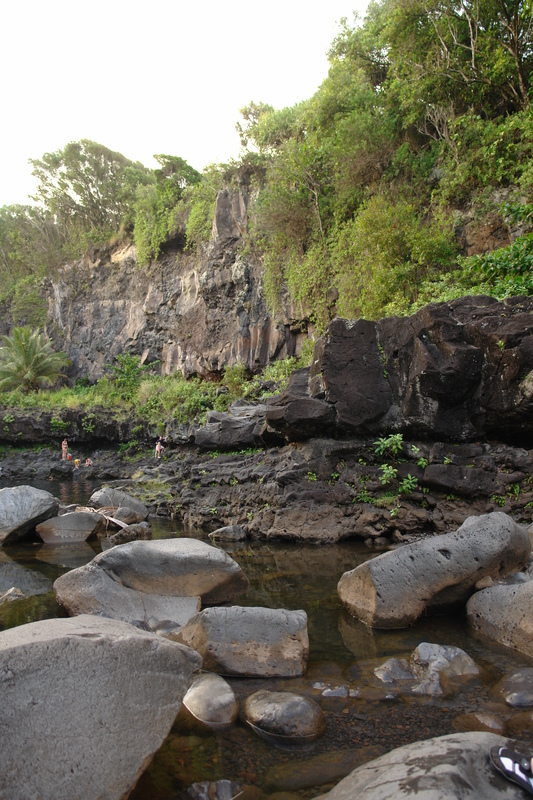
[0,0,532,332]
[0,327,71,392]
[241,0,533,326]
[0,354,308,430]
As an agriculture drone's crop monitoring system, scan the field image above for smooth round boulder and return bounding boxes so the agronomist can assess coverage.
[0,614,201,800]
[319,732,524,799]
[467,580,533,660]
[183,672,238,728]
[243,689,325,743]
[0,486,59,545]
[492,668,533,708]
[108,521,152,545]
[89,487,148,519]
[338,513,531,628]
[208,525,246,541]
[91,538,249,603]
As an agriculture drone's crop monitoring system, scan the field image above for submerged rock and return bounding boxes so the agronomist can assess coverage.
[338,513,530,628]
[183,672,238,728]
[0,614,201,800]
[492,668,533,708]
[243,689,325,743]
[319,731,522,799]
[375,642,480,696]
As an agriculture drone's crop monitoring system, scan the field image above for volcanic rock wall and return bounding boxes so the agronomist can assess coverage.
[41,188,307,382]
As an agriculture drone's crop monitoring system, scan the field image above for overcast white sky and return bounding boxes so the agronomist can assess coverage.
[0,0,369,207]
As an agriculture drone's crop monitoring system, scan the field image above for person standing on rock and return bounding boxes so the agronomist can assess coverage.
[155,437,164,459]
[61,439,68,460]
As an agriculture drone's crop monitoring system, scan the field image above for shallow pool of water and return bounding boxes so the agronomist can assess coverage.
[1,479,532,799]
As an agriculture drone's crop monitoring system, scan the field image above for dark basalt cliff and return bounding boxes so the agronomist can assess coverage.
[267,295,533,444]
[37,187,308,383]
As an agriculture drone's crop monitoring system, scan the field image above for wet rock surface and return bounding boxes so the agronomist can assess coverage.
[183,673,239,729]
[243,689,326,742]
[374,642,480,696]
[318,731,525,800]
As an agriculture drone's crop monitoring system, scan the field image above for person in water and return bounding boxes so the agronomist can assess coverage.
[491,746,533,795]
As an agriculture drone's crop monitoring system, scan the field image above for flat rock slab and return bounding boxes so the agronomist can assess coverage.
[0,486,59,546]
[0,614,201,800]
[338,513,531,628]
[172,606,309,677]
[36,511,105,543]
[467,580,533,660]
[319,732,525,799]
[183,672,239,728]
[89,487,148,519]
[54,562,201,633]
[90,537,249,603]
[243,689,325,742]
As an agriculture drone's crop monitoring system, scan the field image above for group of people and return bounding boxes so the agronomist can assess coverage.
[61,440,93,468]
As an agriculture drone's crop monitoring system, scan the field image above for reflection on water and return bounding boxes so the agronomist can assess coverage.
[1,480,533,798]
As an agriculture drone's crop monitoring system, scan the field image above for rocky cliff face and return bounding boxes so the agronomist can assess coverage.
[267,296,533,444]
[42,188,307,382]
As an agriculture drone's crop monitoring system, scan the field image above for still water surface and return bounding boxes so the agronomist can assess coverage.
[1,478,532,798]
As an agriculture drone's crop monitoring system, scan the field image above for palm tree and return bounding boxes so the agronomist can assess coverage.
[0,327,71,392]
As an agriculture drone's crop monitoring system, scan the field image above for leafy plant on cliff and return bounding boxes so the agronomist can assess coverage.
[107,353,152,402]
[133,155,201,266]
[0,327,71,393]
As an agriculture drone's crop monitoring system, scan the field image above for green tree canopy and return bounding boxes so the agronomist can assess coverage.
[133,154,201,265]
[30,139,153,253]
[0,327,71,392]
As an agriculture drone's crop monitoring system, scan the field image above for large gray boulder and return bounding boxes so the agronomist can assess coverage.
[89,538,249,603]
[36,511,105,543]
[319,732,524,799]
[54,561,201,632]
[467,579,533,659]
[338,513,531,628]
[172,606,309,677]
[88,487,148,519]
[0,486,59,545]
[54,538,248,633]
[0,614,201,800]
